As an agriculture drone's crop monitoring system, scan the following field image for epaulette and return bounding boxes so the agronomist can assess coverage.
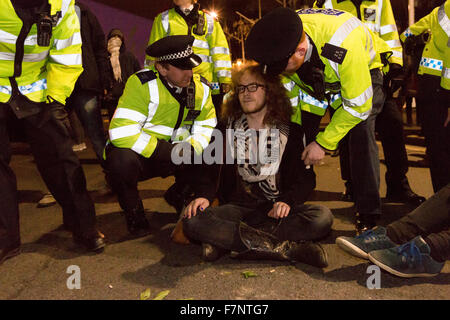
[321,43,348,65]
[199,75,212,89]
[136,70,157,84]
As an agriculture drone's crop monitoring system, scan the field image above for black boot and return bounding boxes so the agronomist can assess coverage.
[232,223,328,268]
[386,178,426,207]
[164,183,194,214]
[355,213,377,236]
[124,201,150,237]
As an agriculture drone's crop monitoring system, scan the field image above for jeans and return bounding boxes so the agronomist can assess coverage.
[66,89,106,164]
[387,183,450,262]
[183,202,333,251]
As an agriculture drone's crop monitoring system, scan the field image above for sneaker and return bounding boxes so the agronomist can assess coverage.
[37,193,57,208]
[336,226,396,259]
[368,236,445,278]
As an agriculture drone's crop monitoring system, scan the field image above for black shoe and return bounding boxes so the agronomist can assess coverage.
[0,244,21,266]
[202,243,226,262]
[286,241,329,268]
[355,213,377,236]
[124,203,151,237]
[386,189,426,207]
[164,183,193,214]
[73,232,105,253]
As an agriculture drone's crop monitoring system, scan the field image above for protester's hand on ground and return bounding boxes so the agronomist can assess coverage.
[183,197,210,219]
[268,201,291,219]
[302,141,325,166]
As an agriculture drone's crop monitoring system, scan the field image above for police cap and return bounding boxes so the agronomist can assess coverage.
[146,35,202,70]
[245,7,303,75]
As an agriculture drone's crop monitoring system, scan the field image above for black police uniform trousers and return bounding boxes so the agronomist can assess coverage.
[183,202,333,252]
[386,183,450,262]
[416,75,450,193]
[105,142,195,213]
[0,103,98,250]
[339,69,385,217]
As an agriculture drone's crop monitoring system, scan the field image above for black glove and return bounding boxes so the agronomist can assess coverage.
[403,32,430,56]
[37,99,72,137]
[385,63,405,95]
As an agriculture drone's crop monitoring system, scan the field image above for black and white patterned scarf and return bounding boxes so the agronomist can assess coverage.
[228,115,289,201]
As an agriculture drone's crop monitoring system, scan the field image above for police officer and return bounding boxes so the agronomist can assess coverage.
[313,0,425,206]
[245,7,392,234]
[0,0,105,265]
[401,1,450,192]
[106,35,217,237]
[146,0,232,113]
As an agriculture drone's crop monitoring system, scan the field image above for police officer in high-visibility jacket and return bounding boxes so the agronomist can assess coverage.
[0,0,105,265]
[313,0,426,207]
[146,0,232,113]
[106,35,217,236]
[401,1,450,192]
[245,7,392,234]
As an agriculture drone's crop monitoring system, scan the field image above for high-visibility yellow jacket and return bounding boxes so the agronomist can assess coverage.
[401,1,450,90]
[0,0,83,105]
[314,0,403,65]
[146,7,232,95]
[283,8,392,151]
[108,66,217,158]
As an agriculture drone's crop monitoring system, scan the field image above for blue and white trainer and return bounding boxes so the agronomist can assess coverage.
[368,236,445,278]
[336,227,397,259]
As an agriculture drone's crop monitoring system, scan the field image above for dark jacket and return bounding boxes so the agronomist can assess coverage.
[195,121,316,208]
[74,1,109,93]
[105,29,142,100]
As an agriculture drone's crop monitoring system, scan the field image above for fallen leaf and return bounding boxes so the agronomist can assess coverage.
[140,288,151,300]
[242,271,257,279]
[153,290,170,300]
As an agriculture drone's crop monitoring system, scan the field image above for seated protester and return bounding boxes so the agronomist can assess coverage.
[105,35,217,237]
[182,61,333,268]
[336,183,450,278]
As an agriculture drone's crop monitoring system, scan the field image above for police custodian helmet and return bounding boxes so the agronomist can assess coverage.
[245,7,303,75]
[146,35,203,70]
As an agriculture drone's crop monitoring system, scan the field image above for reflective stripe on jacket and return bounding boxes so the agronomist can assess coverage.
[146,8,232,94]
[314,0,402,65]
[108,66,217,158]
[283,8,391,150]
[0,0,83,104]
[401,2,450,90]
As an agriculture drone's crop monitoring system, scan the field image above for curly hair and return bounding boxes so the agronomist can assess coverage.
[221,60,293,125]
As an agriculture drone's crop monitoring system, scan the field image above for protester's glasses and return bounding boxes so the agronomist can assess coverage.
[236,83,265,94]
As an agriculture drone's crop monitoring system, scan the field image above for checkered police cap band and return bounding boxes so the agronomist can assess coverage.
[156,45,193,62]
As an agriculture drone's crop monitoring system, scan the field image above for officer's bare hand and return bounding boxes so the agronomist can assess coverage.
[268,201,291,219]
[183,197,210,219]
[301,141,325,166]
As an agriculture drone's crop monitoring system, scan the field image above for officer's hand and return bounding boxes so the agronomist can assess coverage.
[48,100,73,137]
[183,197,210,219]
[268,201,291,219]
[302,141,325,166]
